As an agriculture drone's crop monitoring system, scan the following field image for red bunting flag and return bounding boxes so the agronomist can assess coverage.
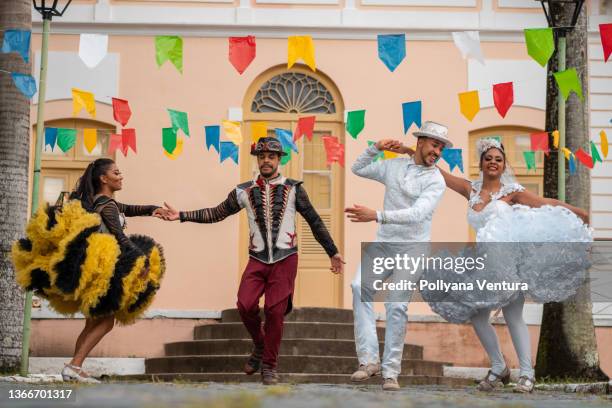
[530,132,549,154]
[600,24,612,63]
[322,135,345,167]
[575,148,594,169]
[112,97,132,127]
[294,116,316,141]
[492,82,514,118]
[122,128,137,154]
[229,36,256,75]
[108,133,123,155]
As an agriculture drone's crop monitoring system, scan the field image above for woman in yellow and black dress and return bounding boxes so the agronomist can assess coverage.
[12,158,165,383]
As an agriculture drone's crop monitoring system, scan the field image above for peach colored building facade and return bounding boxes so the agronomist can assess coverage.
[25,0,612,372]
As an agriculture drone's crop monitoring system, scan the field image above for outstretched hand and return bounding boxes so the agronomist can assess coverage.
[344,204,377,223]
[330,253,345,274]
[153,202,180,221]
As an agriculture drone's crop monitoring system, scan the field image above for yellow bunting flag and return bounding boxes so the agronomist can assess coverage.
[458,91,480,121]
[251,121,268,142]
[383,150,398,160]
[562,147,572,160]
[601,130,609,158]
[83,128,97,153]
[222,120,243,145]
[164,137,184,160]
[288,36,316,72]
[552,130,560,149]
[72,88,96,118]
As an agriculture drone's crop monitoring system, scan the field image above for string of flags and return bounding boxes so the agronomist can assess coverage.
[2,22,611,171]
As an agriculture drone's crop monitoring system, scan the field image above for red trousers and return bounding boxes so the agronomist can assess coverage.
[236,254,298,370]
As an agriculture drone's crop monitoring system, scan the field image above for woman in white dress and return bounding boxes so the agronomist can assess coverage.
[397,137,591,393]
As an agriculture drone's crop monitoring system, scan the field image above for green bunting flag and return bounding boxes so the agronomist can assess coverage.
[57,128,77,152]
[167,109,190,137]
[553,68,584,101]
[591,141,603,164]
[155,36,183,73]
[281,146,292,165]
[162,127,178,154]
[346,110,365,139]
[523,151,536,171]
[524,28,555,67]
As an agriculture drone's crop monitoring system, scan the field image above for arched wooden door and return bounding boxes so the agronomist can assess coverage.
[240,65,345,307]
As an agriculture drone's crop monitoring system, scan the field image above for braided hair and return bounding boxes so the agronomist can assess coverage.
[70,158,115,210]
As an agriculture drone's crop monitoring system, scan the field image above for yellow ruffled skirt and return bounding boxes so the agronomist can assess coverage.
[11,200,165,325]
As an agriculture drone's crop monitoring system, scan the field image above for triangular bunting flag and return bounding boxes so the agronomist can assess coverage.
[83,128,97,153]
[530,132,549,154]
[294,116,315,142]
[402,101,422,133]
[122,128,137,155]
[322,135,345,167]
[523,151,536,171]
[1,29,30,62]
[458,91,480,121]
[553,68,583,101]
[220,141,239,164]
[112,98,132,127]
[229,36,256,74]
[287,36,316,72]
[167,109,190,137]
[591,141,602,164]
[79,33,108,68]
[44,127,58,151]
[222,120,242,145]
[442,148,464,172]
[600,24,612,63]
[72,88,96,118]
[575,148,594,169]
[205,125,221,153]
[155,36,183,73]
[377,34,406,72]
[162,127,178,155]
[251,121,268,142]
[524,28,554,67]
[275,128,298,153]
[452,31,485,65]
[492,82,513,118]
[346,110,365,139]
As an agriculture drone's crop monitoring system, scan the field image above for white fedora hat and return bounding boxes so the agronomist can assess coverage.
[413,121,453,148]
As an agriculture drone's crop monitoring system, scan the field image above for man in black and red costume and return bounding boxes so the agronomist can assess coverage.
[159,137,345,384]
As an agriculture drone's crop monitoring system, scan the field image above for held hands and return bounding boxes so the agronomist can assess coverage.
[344,204,377,223]
[330,253,345,274]
[153,202,180,221]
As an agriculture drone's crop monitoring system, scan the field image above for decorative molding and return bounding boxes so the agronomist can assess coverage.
[256,0,339,4]
[360,0,476,6]
[497,0,540,9]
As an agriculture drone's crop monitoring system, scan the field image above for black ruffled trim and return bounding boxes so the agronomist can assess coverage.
[88,244,141,318]
[270,184,289,246]
[54,226,100,294]
[27,268,51,291]
[248,186,268,248]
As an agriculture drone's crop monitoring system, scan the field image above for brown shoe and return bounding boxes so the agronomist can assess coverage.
[382,377,400,391]
[243,344,264,375]
[477,366,511,391]
[350,363,381,382]
[262,367,279,385]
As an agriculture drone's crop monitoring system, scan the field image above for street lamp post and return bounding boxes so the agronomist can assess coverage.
[20,0,73,377]
[536,0,585,203]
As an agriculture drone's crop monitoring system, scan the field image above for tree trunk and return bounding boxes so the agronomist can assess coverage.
[0,0,31,373]
[535,3,608,381]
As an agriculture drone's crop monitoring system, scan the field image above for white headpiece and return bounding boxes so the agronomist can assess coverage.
[476,137,503,157]
[475,137,518,186]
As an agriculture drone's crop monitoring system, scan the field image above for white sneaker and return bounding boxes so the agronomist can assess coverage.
[61,364,101,384]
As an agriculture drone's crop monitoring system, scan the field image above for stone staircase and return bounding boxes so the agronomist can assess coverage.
[128,308,473,387]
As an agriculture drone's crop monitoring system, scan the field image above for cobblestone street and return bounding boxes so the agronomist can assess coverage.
[2,382,612,408]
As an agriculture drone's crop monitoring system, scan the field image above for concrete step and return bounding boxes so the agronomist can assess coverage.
[145,355,449,376]
[164,339,423,360]
[194,322,384,340]
[121,372,474,387]
[221,308,354,323]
